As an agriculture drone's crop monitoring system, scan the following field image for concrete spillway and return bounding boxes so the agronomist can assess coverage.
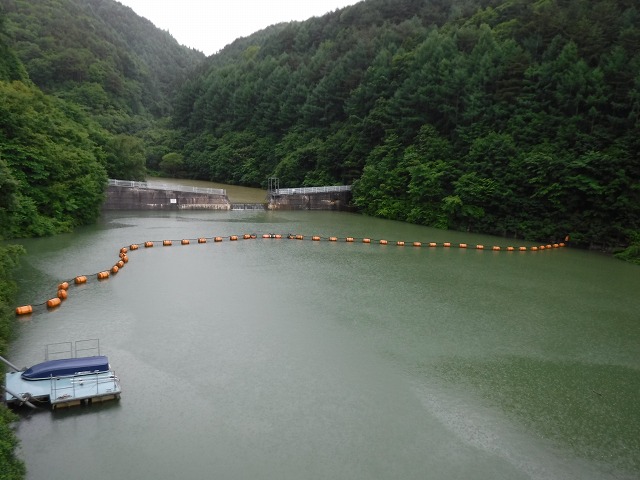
[103,180,353,211]
[104,184,231,210]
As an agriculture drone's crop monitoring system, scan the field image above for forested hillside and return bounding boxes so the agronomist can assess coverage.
[1,0,639,253]
[2,0,204,176]
[0,16,106,239]
[0,0,204,240]
[2,0,203,118]
[173,0,640,250]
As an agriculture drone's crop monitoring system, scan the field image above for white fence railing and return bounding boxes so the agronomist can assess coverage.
[108,179,226,196]
[109,179,351,197]
[274,185,352,195]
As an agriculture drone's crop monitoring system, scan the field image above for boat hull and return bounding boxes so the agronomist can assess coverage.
[21,356,110,381]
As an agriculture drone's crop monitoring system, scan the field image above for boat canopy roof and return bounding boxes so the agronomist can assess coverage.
[21,356,110,381]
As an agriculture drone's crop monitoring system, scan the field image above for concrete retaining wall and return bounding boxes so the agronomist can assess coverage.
[103,186,230,210]
[268,191,353,211]
[104,186,353,211]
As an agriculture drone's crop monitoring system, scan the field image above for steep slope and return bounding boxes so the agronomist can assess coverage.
[172,0,640,249]
[0,16,107,239]
[2,0,205,118]
[1,0,207,181]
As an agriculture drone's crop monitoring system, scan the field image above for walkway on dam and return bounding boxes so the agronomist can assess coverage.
[108,179,226,195]
[106,179,353,211]
[107,179,351,195]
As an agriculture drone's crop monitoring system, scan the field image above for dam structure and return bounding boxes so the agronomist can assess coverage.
[104,179,230,210]
[104,179,353,211]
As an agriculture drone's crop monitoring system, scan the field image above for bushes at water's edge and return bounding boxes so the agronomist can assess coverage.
[0,244,23,356]
[615,234,640,265]
[0,80,109,239]
[0,244,26,480]
[0,407,25,480]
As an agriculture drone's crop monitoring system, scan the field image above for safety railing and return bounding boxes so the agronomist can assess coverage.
[108,179,226,196]
[50,371,120,402]
[274,185,352,195]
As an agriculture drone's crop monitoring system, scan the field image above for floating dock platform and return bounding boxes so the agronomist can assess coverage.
[3,340,121,410]
[5,369,121,409]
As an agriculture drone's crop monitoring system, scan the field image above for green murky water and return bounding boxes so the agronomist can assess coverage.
[6,206,639,480]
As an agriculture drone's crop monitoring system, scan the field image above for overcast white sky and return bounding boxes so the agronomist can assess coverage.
[116,0,362,56]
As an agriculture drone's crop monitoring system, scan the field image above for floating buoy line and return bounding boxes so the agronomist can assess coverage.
[15,233,566,316]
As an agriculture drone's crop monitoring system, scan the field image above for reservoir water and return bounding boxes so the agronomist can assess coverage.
[6,206,640,479]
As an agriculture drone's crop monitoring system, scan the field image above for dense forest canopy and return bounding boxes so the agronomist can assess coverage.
[173,0,640,250]
[0,0,638,253]
[2,0,204,118]
[0,0,204,240]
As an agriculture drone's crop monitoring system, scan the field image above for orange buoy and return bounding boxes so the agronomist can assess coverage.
[429,242,437,247]
[531,246,538,251]
[459,243,467,248]
[362,238,371,244]
[539,245,545,250]
[243,234,251,239]
[274,234,282,239]
[97,271,110,280]
[396,241,405,246]
[58,281,69,290]
[130,244,139,250]
[296,235,303,240]
[111,265,119,274]
[492,246,501,251]
[16,305,33,315]
[121,255,129,263]
[553,243,559,248]
[262,234,270,239]
[181,239,190,245]
[346,237,354,242]
[57,289,68,300]
[519,246,527,251]
[443,242,451,247]
[120,247,128,254]
[117,260,124,268]
[145,241,153,248]
[329,237,337,242]
[198,238,207,243]
[74,276,87,284]
[214,237,223,242]
[559,242,565,247]
[546,244,552,249]
[163,240,172,246]
[230,236,238,241]
[47,297,61,309]
[476,245,484,250]
[507,246,515,251]
[413,242,422,247]
[312,236,321,241]
[379,239,388,245]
